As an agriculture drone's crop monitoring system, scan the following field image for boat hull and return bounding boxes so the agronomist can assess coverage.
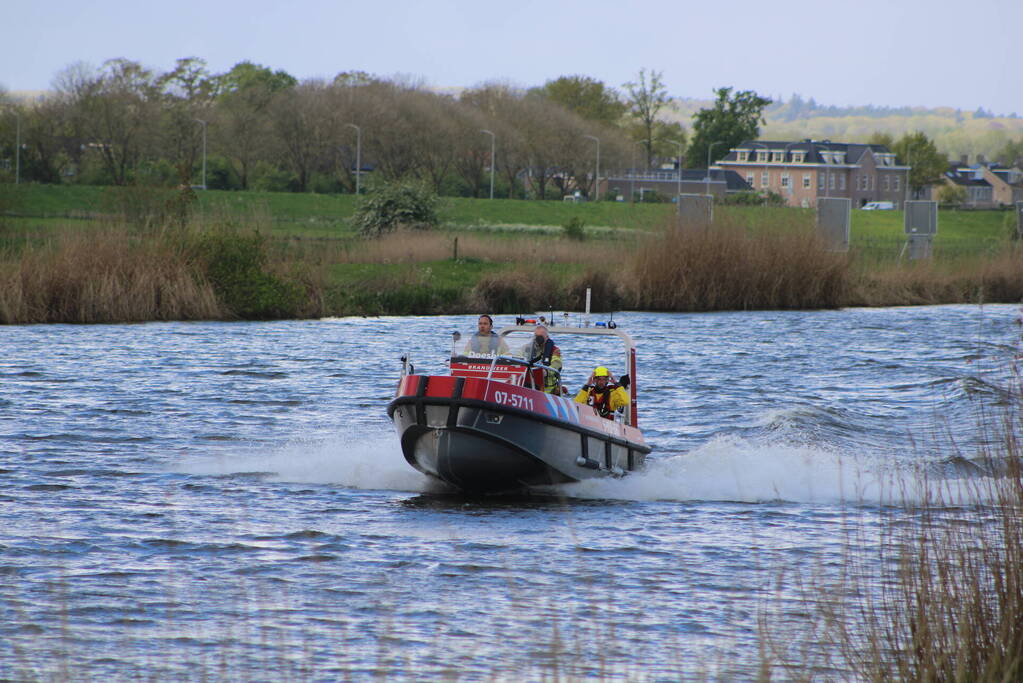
[388,374,649,493]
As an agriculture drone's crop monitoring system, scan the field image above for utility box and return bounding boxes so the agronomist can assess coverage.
[677,193,713,229]
[816,197,851,251]
[904,200,937,260]
[904,200,938,235]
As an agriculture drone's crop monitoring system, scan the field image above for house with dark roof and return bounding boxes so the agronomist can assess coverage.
[926,164,997,207]
[601,167,752,201]
[715,139,911,208]
[983,166,1023,206]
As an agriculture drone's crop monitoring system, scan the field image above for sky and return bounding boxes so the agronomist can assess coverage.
[3,0,1020,114]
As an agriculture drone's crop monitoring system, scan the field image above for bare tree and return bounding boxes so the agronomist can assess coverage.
[60,59,162,185]
[624,68,671,168]
[361,81,423,182]
[268,80,335,191]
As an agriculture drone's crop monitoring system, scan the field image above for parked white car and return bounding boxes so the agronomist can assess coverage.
[861,201,895,210]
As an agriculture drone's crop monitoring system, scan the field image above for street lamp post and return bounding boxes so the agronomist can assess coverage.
[481,129,495,199]
[705,141,725,196]
[670,139,684,200]
[583,134,600,201]
[194,119,207,190]
[15,109,21,185]
[345,123,362,195]
[783,141,800,204]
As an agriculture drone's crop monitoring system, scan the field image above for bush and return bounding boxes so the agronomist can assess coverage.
[100,184,196,230]
[251,162,300,193]
[720,191,765,206]
[635,189,668,203]
[563,269,625,311]
[352,181,439,236]
[193,230,304,319]
[469,267,561,313]
[561,216,586,241]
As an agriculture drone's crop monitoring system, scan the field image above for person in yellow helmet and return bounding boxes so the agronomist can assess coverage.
[574,366,630,420]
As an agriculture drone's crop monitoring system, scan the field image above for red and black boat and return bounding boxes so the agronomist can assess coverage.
[387,322,651,493]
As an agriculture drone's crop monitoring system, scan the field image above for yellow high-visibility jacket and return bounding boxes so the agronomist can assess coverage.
[574,384,629,419]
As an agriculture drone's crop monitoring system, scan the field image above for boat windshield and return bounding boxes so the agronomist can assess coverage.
[452,332,512,359]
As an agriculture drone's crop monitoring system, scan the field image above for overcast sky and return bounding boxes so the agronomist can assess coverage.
[4,0,1019,114]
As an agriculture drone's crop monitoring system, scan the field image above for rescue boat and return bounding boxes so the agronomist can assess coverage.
[387,319,651,493]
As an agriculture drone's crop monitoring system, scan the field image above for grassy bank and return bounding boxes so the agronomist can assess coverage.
[0,183,675,234]
[1,184,1021,323]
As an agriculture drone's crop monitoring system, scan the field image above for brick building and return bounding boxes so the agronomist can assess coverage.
[715,140,911,208]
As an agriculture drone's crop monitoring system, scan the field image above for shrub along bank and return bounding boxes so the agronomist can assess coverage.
[2,219,1022,324]
[1,185,1021,323]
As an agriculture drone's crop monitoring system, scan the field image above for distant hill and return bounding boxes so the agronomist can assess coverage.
[666,94,1023,162]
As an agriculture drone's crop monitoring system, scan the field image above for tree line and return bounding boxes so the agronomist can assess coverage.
[0,60,780,199]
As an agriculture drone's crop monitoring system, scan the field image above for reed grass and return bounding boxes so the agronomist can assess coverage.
[629,217,851,311]
[762,401,1023,681]
[849,247,1023,306]
[1,205,1021,324]
[0,227,224,324]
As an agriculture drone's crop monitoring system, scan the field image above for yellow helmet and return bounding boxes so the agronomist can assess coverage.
[593,366,609,377]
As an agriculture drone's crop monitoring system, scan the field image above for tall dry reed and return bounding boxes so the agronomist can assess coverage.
[763,404,1023,681]
[850,247,1023,306]
[630,218,851,311]
[283,229,622,266]
[0,227,224,324]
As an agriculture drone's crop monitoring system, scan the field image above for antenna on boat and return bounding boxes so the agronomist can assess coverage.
[585,287,592,328]
[451,331,461,359]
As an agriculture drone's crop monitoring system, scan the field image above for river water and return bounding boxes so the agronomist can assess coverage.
[1,305,1020,681]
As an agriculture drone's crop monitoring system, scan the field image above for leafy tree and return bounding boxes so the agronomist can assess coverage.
[687,87,771,169]
[534,75,626,127]
[332,70,376,87]
[867,131,895,149]
[996,138,1023,167]
[937,182,967,206]
[623,69,670,167]
[216,61,297,189]
[157,57,219,185]
[892,131,948,193]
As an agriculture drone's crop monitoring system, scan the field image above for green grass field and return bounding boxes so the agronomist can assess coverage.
[1,184,674,234]
[1,183,1014,261]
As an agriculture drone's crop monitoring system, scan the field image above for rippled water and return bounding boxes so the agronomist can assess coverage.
[2,305,1020,680]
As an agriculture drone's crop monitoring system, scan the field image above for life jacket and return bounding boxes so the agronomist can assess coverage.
[587,384,619,419]
[527,338,561,393]
[469,333,500,353]
[529,338,556,366]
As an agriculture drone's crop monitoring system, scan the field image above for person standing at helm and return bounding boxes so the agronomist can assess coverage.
[522,324,562,394]
[574,366,630,420]
[464,314,509,355]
